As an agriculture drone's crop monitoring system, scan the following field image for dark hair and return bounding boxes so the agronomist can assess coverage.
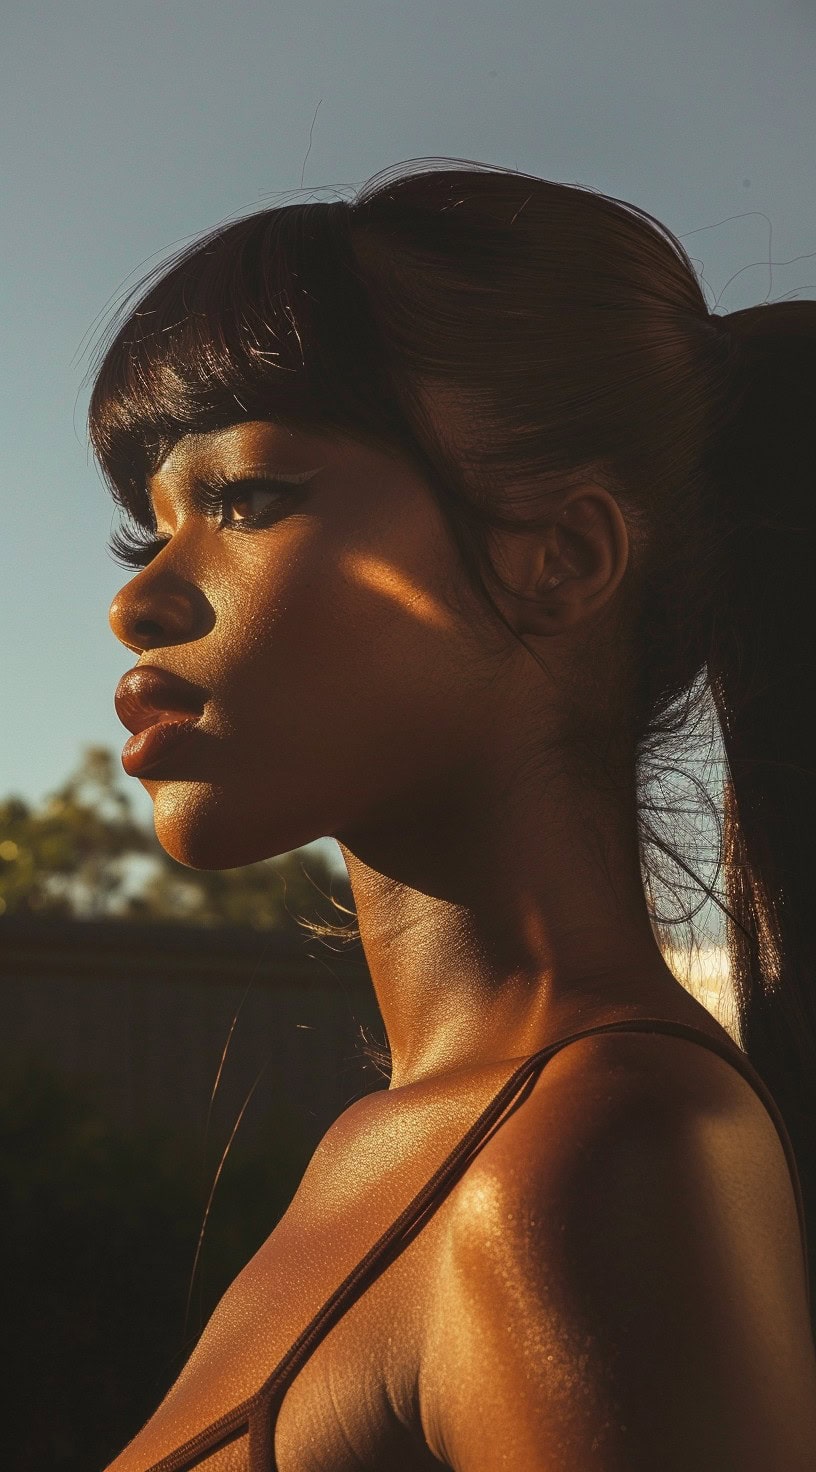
[87,156,816,1330]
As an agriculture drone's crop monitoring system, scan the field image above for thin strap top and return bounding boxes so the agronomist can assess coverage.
[137,1017,811,1472]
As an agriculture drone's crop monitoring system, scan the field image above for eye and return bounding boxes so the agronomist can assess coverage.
[106,466,324,570]
[193,475,296,525]
[222,484,275,523]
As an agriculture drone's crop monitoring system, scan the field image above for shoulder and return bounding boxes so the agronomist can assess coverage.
[455,1021,809,1216]
[424,1028,816,1470]
[441,1022,798,1278]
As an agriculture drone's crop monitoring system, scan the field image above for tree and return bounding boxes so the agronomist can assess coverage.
[0,745,354,933]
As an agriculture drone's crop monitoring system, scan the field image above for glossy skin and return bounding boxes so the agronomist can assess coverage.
[109,419,690,1086]
[107,420,816,1469]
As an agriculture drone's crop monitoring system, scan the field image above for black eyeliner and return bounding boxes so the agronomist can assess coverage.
[107,466,324,570]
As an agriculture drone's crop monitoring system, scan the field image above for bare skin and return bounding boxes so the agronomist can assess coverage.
[109,419,698,1082]
[105,420,816,1470]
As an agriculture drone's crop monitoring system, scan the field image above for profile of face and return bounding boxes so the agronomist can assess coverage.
[108,420,514,874]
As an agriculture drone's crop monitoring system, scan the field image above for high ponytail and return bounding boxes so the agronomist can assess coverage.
[706,301,816,1322]
[87,156,816,1330]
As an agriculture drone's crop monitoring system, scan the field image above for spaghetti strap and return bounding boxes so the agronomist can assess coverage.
[138,1016,811,1472]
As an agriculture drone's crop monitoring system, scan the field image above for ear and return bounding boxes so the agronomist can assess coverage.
[489,484,630,638]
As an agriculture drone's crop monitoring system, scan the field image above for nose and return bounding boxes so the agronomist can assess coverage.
[108,582,201,654]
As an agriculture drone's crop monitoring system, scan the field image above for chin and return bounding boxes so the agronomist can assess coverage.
[147,779,326,871]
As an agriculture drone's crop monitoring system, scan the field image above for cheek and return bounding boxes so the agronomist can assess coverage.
[241,508,462,681]
[146,524,488,868]
[227,540,468,755]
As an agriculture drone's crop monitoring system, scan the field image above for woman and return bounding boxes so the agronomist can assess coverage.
[94,158,816,1469]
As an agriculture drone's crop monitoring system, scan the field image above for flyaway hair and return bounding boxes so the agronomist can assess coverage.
[88,157,816,1331]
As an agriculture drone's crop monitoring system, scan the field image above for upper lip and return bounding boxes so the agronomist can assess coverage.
[114,664,207,736]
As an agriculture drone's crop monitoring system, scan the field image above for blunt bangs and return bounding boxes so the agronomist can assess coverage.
[87,199,414,531]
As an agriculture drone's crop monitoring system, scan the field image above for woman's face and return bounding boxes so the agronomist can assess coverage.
[108,419,507,870]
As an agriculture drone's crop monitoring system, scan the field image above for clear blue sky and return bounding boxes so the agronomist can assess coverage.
[2,0,815,888]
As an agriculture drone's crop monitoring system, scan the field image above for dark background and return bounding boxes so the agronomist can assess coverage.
[1,913,384,1472]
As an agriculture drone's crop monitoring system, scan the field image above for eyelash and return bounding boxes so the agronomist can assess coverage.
[107,470,317,570]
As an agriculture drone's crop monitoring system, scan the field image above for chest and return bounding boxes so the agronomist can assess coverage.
[160,1204,451,1472]
[270,1197,452,1472]
[105,1071,513,1472]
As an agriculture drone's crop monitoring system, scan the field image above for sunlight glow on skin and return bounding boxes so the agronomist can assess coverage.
[108,417,712,1098]
[341,551,458,633]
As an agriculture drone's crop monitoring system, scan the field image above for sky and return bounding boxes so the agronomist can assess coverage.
[2,0,815,911]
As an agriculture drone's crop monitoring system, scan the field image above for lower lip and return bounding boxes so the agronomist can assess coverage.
[121,718,201,777]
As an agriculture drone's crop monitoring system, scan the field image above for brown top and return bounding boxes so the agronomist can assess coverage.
[122,1017,811,1472]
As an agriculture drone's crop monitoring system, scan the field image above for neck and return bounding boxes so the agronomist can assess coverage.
[337,771,686,1091]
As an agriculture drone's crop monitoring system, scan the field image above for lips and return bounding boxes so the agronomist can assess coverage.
[114,664,207,736]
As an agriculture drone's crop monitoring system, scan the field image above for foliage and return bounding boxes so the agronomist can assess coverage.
[0,745,353,931]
